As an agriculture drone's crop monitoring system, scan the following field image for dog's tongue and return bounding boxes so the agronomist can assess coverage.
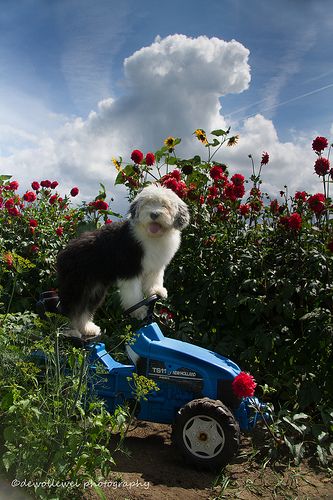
[149,222,162,234]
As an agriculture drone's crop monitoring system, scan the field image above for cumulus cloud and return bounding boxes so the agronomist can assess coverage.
[0,33,325,214]
[0,34,251,211]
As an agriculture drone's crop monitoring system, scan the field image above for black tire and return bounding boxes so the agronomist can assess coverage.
[172,398,240,469]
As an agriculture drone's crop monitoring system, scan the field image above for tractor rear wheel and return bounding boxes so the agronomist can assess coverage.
[172,398,240,469]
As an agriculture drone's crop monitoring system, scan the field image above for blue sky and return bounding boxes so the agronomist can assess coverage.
[1,0,332,210]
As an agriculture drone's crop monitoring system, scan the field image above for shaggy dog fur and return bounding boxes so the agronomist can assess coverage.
[56,184,189,338]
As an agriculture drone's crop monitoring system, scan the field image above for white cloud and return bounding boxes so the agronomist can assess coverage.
[0,34,326,215]
[219,114,321,198]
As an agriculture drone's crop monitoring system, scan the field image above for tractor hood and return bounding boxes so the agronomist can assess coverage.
[131,322,241,382]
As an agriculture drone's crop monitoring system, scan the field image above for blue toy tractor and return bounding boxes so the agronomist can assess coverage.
[36,292,270,470]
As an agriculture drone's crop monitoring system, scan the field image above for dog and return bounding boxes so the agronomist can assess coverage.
[56,184,189,338]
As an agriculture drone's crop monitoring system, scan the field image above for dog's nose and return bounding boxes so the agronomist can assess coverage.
[150,212,159,220]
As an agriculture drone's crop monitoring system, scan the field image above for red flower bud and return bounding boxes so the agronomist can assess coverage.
[131,149,144,164]
[23,191,37,203]
[145,152,155,166]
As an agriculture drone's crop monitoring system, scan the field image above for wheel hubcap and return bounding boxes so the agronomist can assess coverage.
[183,414,225,459]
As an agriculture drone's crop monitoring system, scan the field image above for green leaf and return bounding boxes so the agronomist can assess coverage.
[167,157,178,165]
[282,416,305,435]
[316,444,328,465]
[208,139,220,147]
[0,174,12,181]
[115,171,124,185]
[76,221,97,235]
[211,129,228,136]
[293,413,309,421]
[2,451,16,471]
[92,484,107,500]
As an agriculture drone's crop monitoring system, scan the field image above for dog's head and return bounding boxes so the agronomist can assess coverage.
[129,184,190,237]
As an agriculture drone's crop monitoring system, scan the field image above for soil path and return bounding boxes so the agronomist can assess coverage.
[88,422,333,500]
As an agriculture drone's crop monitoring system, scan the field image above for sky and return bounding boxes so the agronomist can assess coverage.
[0,0,332,214]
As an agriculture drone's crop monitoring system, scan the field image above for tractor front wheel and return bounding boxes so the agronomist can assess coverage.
[172,398,240,469]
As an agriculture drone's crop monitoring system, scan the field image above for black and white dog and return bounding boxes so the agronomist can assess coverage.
[57,184,189,338]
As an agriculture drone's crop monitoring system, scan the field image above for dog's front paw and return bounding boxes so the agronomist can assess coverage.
[149,286,168,299]
[131,306,148,321]
[81,321,101,338]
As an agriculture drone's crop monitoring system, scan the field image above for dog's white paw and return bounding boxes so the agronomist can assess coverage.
[81,321,101,338]
[131,306,148,321]
[150,286,168,299]
[62,328,82,339]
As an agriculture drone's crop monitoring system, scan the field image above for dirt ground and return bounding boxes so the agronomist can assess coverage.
[1,421,331,499]
[84,421,333,500]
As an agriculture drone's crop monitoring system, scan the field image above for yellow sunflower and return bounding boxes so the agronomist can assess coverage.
[112,157,122,172]
[227,135,239,147]
[194,129,208,145]
[164,136,176,148]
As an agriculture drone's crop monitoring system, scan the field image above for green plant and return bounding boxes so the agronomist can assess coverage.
[0,312,120,499]
[112,129,333,466]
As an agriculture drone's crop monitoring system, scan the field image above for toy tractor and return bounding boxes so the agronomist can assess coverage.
[36,292,270,470]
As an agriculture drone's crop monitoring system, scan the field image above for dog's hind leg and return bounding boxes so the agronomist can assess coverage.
[71,283,107,337]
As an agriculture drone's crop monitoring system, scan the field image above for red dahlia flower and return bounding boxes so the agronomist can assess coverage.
[174,181,187,199]
[7,207,20,216]
[29,219,38,227]
[131,149,144,164]
[49,195,58,205]
[327,240,333,252]
[312,136,328,152]
[308,193,326,214]
[270,199,280,214]
[162,177,179,191]
[41,180,52,188]
[314,157,330,176]
[31,245,39,253]
[224,183,237,201]
[210,165,225,181]
[5,198,15,208]
[145,152,155,166]
[239,203,250,216]
[51,181,59,189]
[261,152,269,165]
[208,185,219,197]
[169,169,181,181]
[231,173,245,186]
[295,191,308,201]
[159,307,174,320]
[56,227,63,236]
[250,187,261,197]
[9,181,19,191]
[232,371,257,398]
[23,191,37,202]
[70,187,79,197]
[250,199,263,211]
[31,181,40,191]
[91,200,109,211]
[233,184,245,198]
[287,212,302,231]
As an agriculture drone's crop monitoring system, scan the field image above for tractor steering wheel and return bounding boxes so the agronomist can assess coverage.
[124,294,160,321]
